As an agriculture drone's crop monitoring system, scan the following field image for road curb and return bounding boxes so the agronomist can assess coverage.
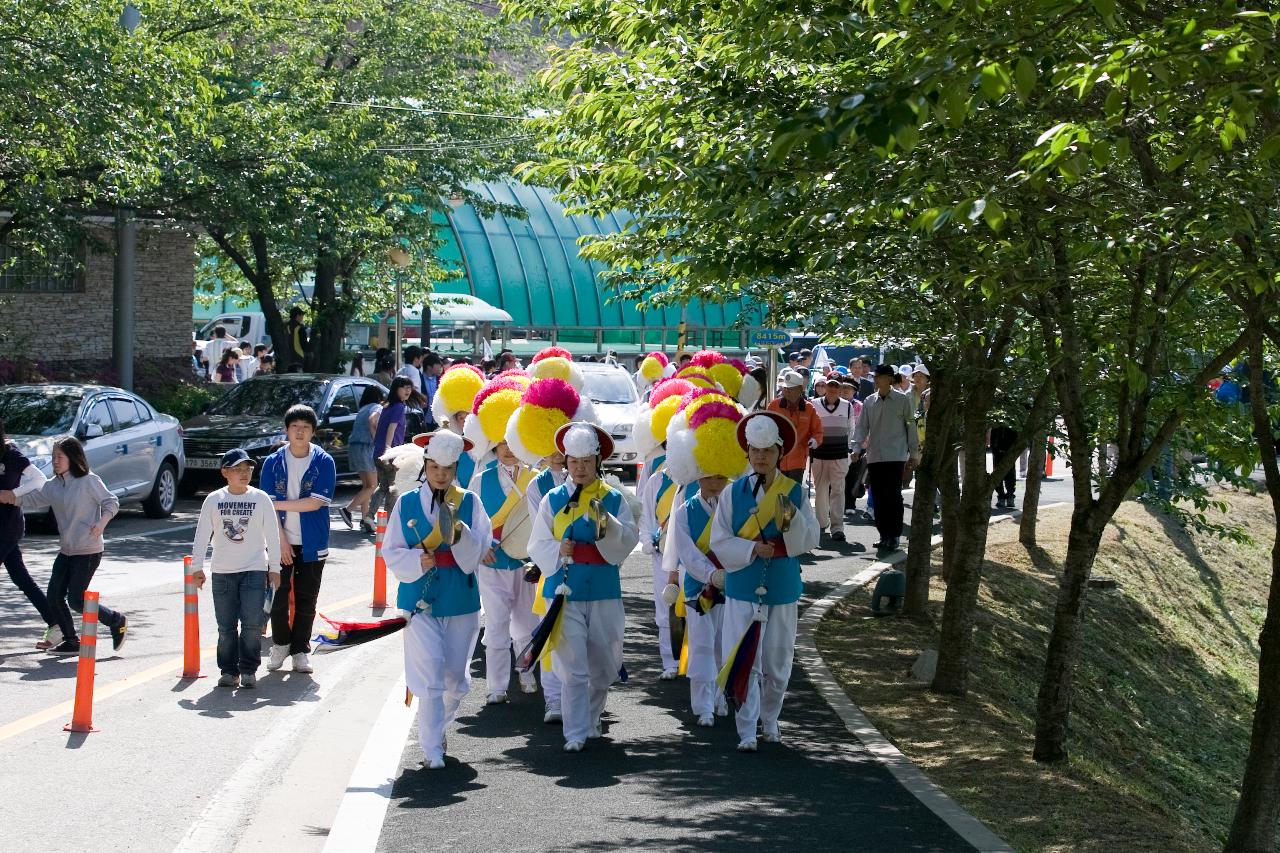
[794,512,1044,853]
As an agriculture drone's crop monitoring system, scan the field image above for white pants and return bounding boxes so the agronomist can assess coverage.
[551,598,625,744]
[651,555,677,671]
[685,601,724,716]
[404,611,480,762]
[811,457,850,531]
[478,566,539,696]
[720,598,798,742]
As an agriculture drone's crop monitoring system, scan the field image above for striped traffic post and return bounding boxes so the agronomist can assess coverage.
[64,591,100,733]
[181,555,203,679]
[372,510,389,609]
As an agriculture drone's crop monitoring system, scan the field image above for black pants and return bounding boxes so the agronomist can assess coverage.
[271,547,325,654]
[866,461,906,544]
[1,538,53,627]
[48,552,122,642]
[990,427,1019,500]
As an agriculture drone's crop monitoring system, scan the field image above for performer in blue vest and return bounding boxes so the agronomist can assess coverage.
[710,411,819,752]
[522,448,567,722]
[469,440,540,704]
[527,422,639,752]
[382,430,492,769]
[638,460,687,679]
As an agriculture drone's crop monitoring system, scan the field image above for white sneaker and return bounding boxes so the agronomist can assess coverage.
[422,755,445,770]
[291,653,313,674]
[563,740,585,753]
[267,644,289,671]
[588,724,602,739]
[697,714,714,727]
[486,691,509,705]
[761,727,781,743]
[543,702,562,724]
[659,667,678,681]
[715,695,729,717]
[518,671,538,693]
[737,739,758,752]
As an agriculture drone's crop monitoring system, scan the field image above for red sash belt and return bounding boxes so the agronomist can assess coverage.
[434,550,458,568]
[707,551,725,571]
[766,537,788,557]
[571,543,608,564]
[492,525,504,540]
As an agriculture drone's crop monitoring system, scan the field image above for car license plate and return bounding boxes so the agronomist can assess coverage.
[187,457,222,470]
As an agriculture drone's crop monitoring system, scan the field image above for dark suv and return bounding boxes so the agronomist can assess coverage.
[179,373,421,493]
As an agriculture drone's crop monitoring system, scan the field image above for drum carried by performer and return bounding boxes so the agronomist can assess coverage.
[382,430,491,769]
[710,411,819,752]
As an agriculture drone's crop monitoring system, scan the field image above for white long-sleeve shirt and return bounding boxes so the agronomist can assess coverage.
[191,486,281,573]
[13,463,48,497]
[527,481,639,576]
[382,487,491,584]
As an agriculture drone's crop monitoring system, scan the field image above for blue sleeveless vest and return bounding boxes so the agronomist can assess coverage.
[540,483,625,602]
[455,452,476,491]
[394,488,481,616]
[724,475,804,605]
[477,462,523,570]
[682,492,721,600]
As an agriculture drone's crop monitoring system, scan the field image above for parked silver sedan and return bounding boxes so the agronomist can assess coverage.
[0,384,186,518]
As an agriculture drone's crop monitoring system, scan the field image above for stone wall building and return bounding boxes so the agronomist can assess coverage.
[0,222,195,377]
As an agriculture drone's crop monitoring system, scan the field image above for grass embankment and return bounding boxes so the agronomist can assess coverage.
[816,491,1275,853]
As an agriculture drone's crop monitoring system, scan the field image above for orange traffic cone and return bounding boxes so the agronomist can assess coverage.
[181,555,203,679]
[64,591,101,733]
[372,510,388,609]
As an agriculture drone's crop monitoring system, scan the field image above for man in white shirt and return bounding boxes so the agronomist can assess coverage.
[852,364,921,555]
[202,327,231,377]
[191,449,282,688]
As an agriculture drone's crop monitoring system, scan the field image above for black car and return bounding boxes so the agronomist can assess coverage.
[179,373,422,493]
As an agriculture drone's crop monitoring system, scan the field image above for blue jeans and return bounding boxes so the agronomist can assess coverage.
[212,571,267,676]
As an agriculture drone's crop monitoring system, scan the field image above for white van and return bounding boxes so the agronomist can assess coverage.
[196,312,271,349]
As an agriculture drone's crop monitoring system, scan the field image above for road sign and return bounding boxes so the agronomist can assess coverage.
[750,328,792,348]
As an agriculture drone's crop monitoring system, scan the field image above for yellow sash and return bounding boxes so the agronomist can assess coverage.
[412,485,464,551]
[551,479,610,540]
[656,480,677,526]
[491,467,536,531]
[735,474,796,541]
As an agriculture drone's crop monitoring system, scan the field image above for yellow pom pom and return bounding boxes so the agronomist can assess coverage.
[517,404,570,460]
[477,388,523,442]
[529,356,572,383]
[650,395,683,445]
[682,392,735,423]
[693,418,748,480]
[708,363,743,398]
[640,356,664,382]
[439,367,483,415]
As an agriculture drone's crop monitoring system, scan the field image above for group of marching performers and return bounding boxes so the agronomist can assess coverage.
[379,348,818,767]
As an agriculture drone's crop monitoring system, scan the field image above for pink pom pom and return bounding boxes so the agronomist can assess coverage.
[496,369,529,381]
[689,400,741,430]
[689,350,726,368]
[644,351,669,367]
[678,386,719,409]
[649,378,695,407]
[472,375,527,413]
[728,358,748,373]
[522,377,580,417]
[531,346,573,363]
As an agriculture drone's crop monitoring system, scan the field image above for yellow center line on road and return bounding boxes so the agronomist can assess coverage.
[0,591,382,745]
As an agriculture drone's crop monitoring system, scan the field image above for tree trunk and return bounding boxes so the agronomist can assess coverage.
[904,369,958,617]
[307,250,347,372]
[931,395,996,696]
[1224,334,1280,853]
[1020,432,1047,548]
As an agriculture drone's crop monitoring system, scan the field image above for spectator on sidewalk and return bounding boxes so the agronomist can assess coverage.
[1,437,128,655]
[422,353,444,430]
[341,385,384,532]
[191,449,282,688]
[767,370,823,482]
[369,377,414,522]
[852,365,920,555]
[261,405,336,675]
[398,346,425,393]
[840,379,867,511]
[258,354,275,375]
[989,424,1020,509]
[0,419,58,648]
[370,353,395,388]
[241,344,267,380]
[203,327,231,378]
[286,306,309,365]
[811,378,857,541]
[851,357,875,400]
[213,348,240,383]
[894,364,913,394]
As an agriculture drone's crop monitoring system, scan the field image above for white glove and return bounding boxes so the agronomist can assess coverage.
[661,583,680,606]
[709,569,726,589]
[808,437,819,449]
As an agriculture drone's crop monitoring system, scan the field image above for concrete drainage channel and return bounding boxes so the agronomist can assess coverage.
[794,508,1067,853]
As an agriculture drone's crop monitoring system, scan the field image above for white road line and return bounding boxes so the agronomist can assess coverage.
[322,676,416,853]
[172,642,376,853]
[109,522,198,543]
